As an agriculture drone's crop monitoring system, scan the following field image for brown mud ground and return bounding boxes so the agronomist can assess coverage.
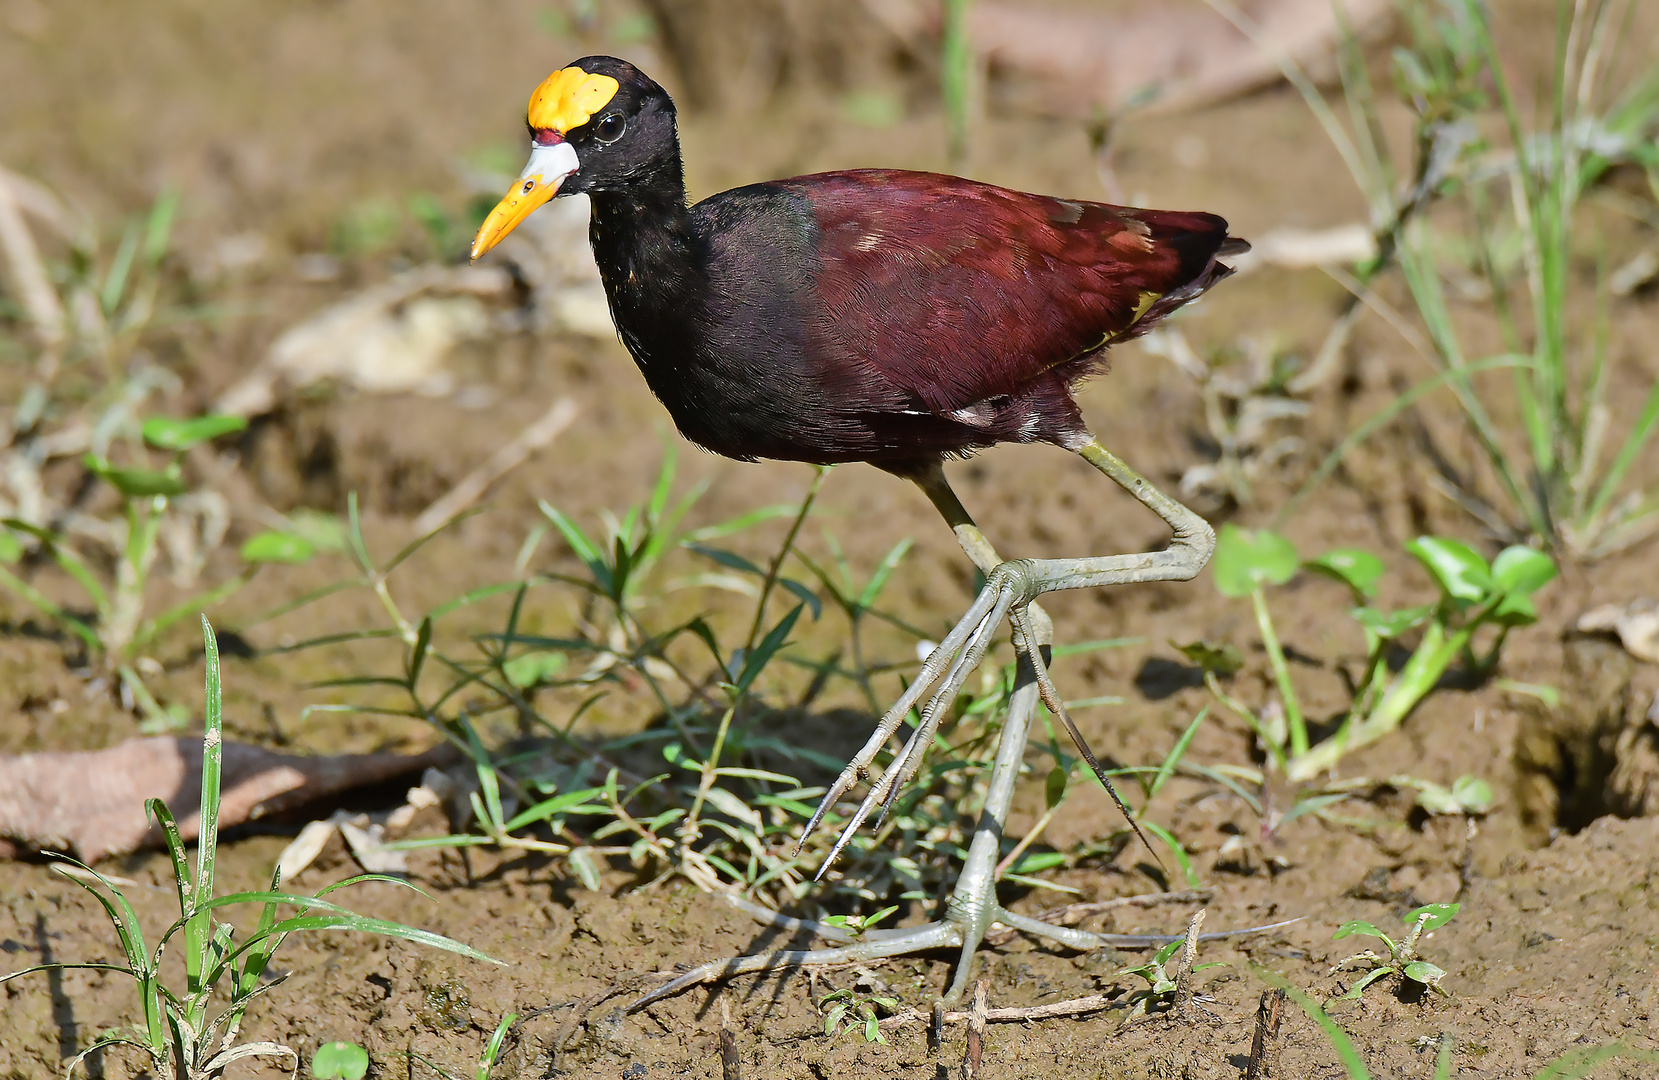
[3,2,1659,1077]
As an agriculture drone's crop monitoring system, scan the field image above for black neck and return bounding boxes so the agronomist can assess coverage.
[586,156,706,379]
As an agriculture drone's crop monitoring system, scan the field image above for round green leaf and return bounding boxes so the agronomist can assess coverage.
[84,455,188,497]
[310,1041,369,1080]
[504,650,568,689]
[1044,765,1068,810]
[1404,902,1460,933]
[240,531,315,564]
[1212,524,1299,597]
[1305,548,1386,600]
[0,528,21,564]
[141,413,249,451]
[1450,775,1494,814]
[1402,960,1446,986]
[1491,545,1556,596]
[1405,536,1492,603]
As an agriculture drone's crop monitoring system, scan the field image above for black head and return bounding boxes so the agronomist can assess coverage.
[471,55,681,260]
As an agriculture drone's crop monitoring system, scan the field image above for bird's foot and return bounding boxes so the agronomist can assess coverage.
[628,893,1302,1011]
[799,560,1046,874]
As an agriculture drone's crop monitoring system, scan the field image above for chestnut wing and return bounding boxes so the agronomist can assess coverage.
[788,169,1234,415]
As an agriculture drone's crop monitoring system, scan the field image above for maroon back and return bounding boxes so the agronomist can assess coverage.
[789,170,1233,416]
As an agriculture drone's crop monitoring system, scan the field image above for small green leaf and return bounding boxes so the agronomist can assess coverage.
[1404,902,1460,933]
[1402,960,1446,986]
[1305,548,1386,600]
[0,529,21,564]
[1491,591,1539,626]
[84,455,187,497]
[1405,536,1492,603]
[1044,765,1068,810]
[503,650,567,689]
[1414,782,1464,816]
[310,1041,369,1080]
[1351,604,1434,639]
[1450,775,1494,814]
[1010,851,1067,874]
[1491,545,1556,596]
[567,847,602,891]
[1212,524,1300,597]
[1333,920,1388,943]
[240,531,315,564]
[1341,965,1395,1000]
[141,414,248,451]
[701,786,762,829]
[1174,639,1245,675]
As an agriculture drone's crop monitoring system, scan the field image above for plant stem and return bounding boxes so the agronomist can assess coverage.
[1251,588,1307,756]
[742,466,826,653]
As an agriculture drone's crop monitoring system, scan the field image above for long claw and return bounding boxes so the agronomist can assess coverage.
[809,586,1015,878]
[1011,610,1165,871]
[796,585,1006,851]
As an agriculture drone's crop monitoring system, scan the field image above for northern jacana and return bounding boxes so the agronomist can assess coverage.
[472,57,1251,1004]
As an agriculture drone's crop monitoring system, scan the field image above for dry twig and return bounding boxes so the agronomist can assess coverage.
[412,396,580,535]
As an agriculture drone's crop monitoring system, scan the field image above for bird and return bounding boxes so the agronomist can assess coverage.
[471,56,1251,1005]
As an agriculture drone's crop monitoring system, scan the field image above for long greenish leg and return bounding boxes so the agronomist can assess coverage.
[809,440,1214,857]
[629,450,1279,1014]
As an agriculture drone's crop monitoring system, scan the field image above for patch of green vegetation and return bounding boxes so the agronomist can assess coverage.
[1,413,317,728]
[0,618,497,1080]
[1270,0,1659,559]
[1256,962,1659,1079]
[1177,525,1552,830]
[1330,902,1460,1000]
[311,1041,369,1080]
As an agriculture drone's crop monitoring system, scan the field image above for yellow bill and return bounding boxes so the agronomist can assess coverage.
[471,66,621,261]
[470,142,579,261]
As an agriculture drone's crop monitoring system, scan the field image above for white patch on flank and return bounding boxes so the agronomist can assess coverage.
[853,232,883,252]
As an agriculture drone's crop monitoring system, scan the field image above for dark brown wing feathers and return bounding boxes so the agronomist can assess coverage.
[789,170,1242,419]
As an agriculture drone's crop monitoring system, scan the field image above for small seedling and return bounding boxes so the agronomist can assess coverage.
[311,1041,370,1080]
[1,413,316,727]
[1181,527,1554,828]
[1330,902,1459,1000]
[820,986,901,1044]
[477,1012,518,1079]
[1114,928,1226,1024]
[821,904,898,938]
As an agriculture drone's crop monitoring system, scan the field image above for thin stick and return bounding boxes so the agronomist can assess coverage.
[1171,908,1205,1019]
[883,992,1119,1032]
[961,981,987,1079]
[1246,988,1286,1080]
[718,998,740,1080]
[412,397,579,535]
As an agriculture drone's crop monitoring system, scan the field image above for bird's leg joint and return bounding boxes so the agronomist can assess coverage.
[984,558,1044,607]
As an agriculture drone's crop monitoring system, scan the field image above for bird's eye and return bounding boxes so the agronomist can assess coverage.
[594,113,626,144]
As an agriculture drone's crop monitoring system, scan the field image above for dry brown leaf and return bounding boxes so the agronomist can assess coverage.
[0,737,457,862]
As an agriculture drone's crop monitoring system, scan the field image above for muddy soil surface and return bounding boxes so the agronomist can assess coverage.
[3,2,1659,1077]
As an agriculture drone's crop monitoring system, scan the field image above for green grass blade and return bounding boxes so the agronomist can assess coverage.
[251,915,503,965]
[1141,707,1208,810]
[1585,376,1659,526]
